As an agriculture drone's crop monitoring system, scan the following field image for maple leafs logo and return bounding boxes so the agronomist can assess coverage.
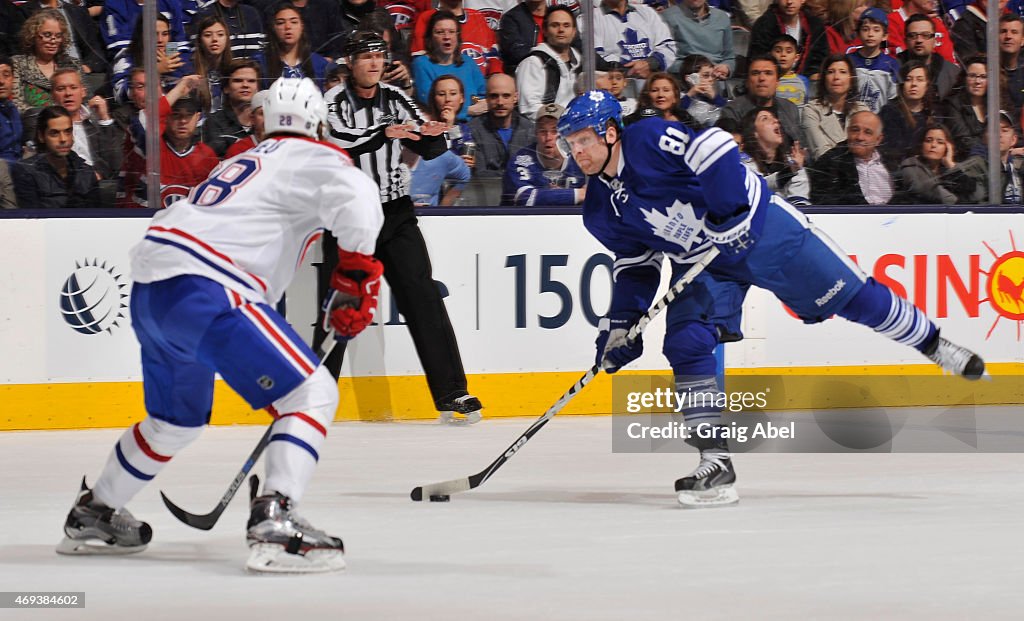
[641,200,705,251]
[618,28,652,62]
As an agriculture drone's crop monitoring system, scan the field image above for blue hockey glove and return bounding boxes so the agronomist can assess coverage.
[704,205,761,258]
[595,312,643,373]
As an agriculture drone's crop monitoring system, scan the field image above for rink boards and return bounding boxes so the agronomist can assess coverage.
[1,211,1022,430]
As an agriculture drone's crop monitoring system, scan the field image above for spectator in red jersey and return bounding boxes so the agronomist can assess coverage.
[118,75,219,208]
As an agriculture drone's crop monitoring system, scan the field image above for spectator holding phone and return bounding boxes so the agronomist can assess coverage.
[111,14,192,103]
[678,54,725,127]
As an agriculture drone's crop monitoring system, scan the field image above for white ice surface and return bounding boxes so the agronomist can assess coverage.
[1,414,1022,620]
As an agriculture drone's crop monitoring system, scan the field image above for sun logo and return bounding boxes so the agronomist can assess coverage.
[59,259,129,335]
[981,231,1024,340]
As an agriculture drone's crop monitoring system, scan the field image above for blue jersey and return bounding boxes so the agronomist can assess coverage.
[585,117,867,323]
[584,117,767,263]
[501,144,586,206]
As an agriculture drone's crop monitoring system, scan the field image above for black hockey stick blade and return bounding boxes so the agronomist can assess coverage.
[411,365,597,501]
[409,249,721,501]
[160,426,273,530]
[160,338,339,529]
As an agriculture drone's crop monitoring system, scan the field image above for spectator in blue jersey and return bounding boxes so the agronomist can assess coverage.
[191,15,234,115]
[679,55,725,128]
[720,55,805,145]
[0,56,21,162]
[198,0,266,60]
[254,3,329,89]
[265,0,346,61]
[592,0,675,80]
[879,61,935,168]
[848,7,900,113]
[502,103,586,206]
[749,0,830,81]
[469,73,535,181]
[100,0,188,62]
[111,14,192,104]
[771,35,809,107]
[894,122,983,204]
[411,11,486,121]
[809,109,896,204]
[661,0,734,79]
[13,105,99,208]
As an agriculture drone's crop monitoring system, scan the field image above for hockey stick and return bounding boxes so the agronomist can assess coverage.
[160,336,341,530]
[410,247,721,501]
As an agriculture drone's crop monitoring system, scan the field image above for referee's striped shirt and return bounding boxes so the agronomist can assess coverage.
[325,81,448,203]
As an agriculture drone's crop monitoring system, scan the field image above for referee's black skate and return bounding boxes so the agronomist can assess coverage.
[245,489,345,574]
[675,439,739,508]
[56,477,151,555]
[923,332,986,380]
[436,390,483,425]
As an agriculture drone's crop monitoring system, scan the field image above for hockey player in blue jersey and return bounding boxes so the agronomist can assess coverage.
[557,90,986,506]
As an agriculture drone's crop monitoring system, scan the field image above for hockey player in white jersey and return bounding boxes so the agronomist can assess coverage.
[57,78,384,574]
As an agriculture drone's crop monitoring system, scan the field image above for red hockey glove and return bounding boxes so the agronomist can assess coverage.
[321,250,384,338]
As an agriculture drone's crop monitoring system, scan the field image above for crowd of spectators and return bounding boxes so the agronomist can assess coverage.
[2,0,1024,209]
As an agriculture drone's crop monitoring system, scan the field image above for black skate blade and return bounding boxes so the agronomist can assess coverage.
[160,491,222,531]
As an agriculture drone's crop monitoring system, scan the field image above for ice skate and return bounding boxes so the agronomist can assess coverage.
[436,391,483,425]
[923,333,985,380]
[675,449,739,508]
[245,491,345,574]
[56,477,151,555]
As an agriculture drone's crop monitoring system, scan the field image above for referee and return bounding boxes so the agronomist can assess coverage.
[316,31,483,424]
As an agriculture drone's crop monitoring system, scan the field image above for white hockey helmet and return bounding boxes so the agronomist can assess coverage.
[263,77,328,139]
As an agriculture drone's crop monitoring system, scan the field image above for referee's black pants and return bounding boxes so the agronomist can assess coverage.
[313,196,468,407]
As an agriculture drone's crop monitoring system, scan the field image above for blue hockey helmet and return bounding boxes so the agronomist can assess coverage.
[556,90,623,143]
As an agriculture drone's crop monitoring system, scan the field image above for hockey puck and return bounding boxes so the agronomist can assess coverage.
[429,495,450,502]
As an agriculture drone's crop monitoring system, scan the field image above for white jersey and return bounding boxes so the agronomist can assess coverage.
[130,136,384,305]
